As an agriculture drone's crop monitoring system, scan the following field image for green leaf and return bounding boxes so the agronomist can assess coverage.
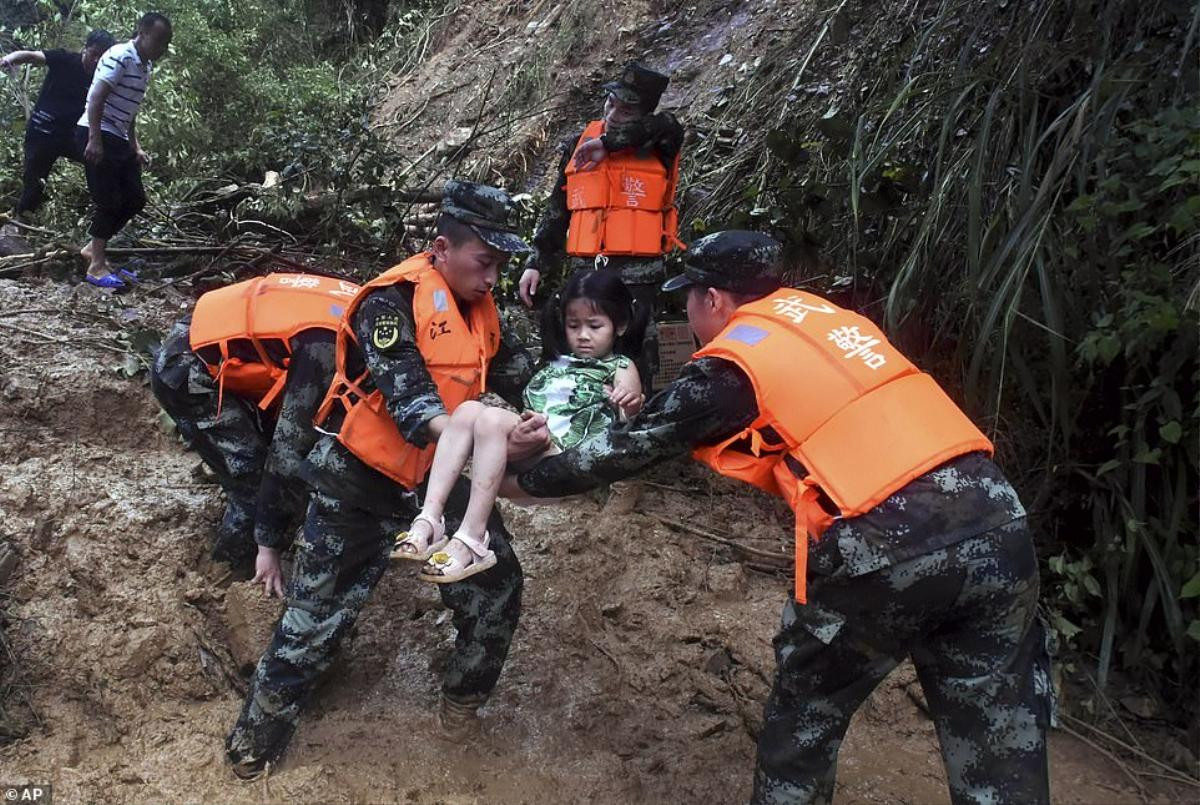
[1065,194,1093,212]
[1096,459,1123,476]
[1181,571,1200,599]
[1050,612,1083,640]
[1159,421,1183,444]
[1133,448,1162,464]
[1097,334,1121,364]
[1147,155,1181,176]
[816,111,856,143]
[1188,620,1200,643]
[1083,574,1102,597]
[1123,222,1156,241]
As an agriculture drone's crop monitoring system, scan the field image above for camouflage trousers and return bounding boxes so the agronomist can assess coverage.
[752,519,1053,805]
[225,484,523,768]
[566,255,662,392]
[149,350,267,566]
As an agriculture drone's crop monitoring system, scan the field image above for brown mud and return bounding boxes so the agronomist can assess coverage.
[0,279,1185,804]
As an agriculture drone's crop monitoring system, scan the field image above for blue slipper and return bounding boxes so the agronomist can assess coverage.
[86,273,125,289]
[117,267,138,282]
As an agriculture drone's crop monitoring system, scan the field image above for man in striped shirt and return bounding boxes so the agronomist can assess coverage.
[76,12,171,288]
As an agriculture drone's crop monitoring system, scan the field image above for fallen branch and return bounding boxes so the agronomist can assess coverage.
[1058,720,1148,799]
[652,515,791,566]
[1061,713,1200,789]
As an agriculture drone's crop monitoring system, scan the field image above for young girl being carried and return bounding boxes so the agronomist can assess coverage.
[391,268,649,582]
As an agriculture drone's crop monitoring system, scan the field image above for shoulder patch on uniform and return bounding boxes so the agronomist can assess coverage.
[724,324,770,346]
[372,314,400,350]
[433,289,449,312]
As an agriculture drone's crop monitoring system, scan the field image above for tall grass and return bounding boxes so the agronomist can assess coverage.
[687,0,1199,713]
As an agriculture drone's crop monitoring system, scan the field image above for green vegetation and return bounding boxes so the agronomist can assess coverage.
[692,0,1198,710]
[0,0,451,258]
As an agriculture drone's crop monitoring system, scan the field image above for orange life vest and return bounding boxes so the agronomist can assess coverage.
[691,288,994,602]
[188,273,361,411]
[314,253,501,489]
[564,119,683,257]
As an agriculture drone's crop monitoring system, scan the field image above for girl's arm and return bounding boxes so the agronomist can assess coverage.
[608,361,645,418]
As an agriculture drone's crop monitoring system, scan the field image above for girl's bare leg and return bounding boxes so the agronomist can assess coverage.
[436,406,521,567]
[397,401,485,553]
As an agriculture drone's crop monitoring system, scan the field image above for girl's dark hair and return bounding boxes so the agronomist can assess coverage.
[539,269,648,363]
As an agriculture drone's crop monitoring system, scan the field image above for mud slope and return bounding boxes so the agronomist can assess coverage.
[0,277,1166,804]
[373,0,812,196]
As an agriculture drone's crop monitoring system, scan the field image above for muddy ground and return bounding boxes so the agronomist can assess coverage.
[0,278,1188,804]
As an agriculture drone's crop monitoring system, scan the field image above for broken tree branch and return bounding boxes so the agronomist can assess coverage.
[652,515,791,566]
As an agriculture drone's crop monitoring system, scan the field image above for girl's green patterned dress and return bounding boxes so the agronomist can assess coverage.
[522,354,631,449]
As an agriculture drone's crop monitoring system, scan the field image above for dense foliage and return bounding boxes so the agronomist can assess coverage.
[702,0,1198,710]
[0,0,435,256]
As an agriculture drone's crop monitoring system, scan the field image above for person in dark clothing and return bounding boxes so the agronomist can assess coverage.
[1,29,115,216]
[225,181,547,779]
[150,272,358,585]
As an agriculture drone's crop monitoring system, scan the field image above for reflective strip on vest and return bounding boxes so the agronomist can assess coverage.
[563,119,683,257]
[314,253,501,489]
[188,273,359,410]
[691,288,993,602]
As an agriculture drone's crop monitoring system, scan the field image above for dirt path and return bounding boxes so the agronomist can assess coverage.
[0,278,1177,804]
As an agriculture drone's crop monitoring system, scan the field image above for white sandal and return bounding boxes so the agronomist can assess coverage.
[390,513,448,561]
[419,531,497,584]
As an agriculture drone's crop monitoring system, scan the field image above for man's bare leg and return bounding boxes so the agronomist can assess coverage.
[81,237,113,278]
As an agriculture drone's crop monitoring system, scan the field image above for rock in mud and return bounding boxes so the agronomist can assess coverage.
[706,563,746,600]
[118,626,166,678]
[224,581,283,670]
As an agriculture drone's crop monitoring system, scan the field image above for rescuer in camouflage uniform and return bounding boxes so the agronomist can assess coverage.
[514,231,1055,805]
[225,181,545,778]
[150,318,335,582]
[519,62,684,391]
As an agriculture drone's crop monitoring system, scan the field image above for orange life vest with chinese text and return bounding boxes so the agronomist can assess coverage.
[691,288,994,602]
[189,273,360,411]
[314,253,501,489]
[564,119,683,257]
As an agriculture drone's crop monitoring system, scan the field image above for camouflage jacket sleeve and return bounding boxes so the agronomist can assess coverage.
[601,111,684,166]
[527,131,579,276]
[516,356,758,497]
[486,312,537,409]
[353,284,447,449]
[253,330,336,548]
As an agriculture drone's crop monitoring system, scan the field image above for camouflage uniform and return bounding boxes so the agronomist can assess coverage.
[517,231,1053,805]
[226,181,535,772]
[150,317,336,565]
[526,63,685,391]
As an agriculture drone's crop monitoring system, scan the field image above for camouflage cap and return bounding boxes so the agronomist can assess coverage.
[441,179,532,254]
[661,231,784,294]
[603,61,669,112]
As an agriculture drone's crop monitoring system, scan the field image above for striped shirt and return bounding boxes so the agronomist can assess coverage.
[77,40,152,140]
